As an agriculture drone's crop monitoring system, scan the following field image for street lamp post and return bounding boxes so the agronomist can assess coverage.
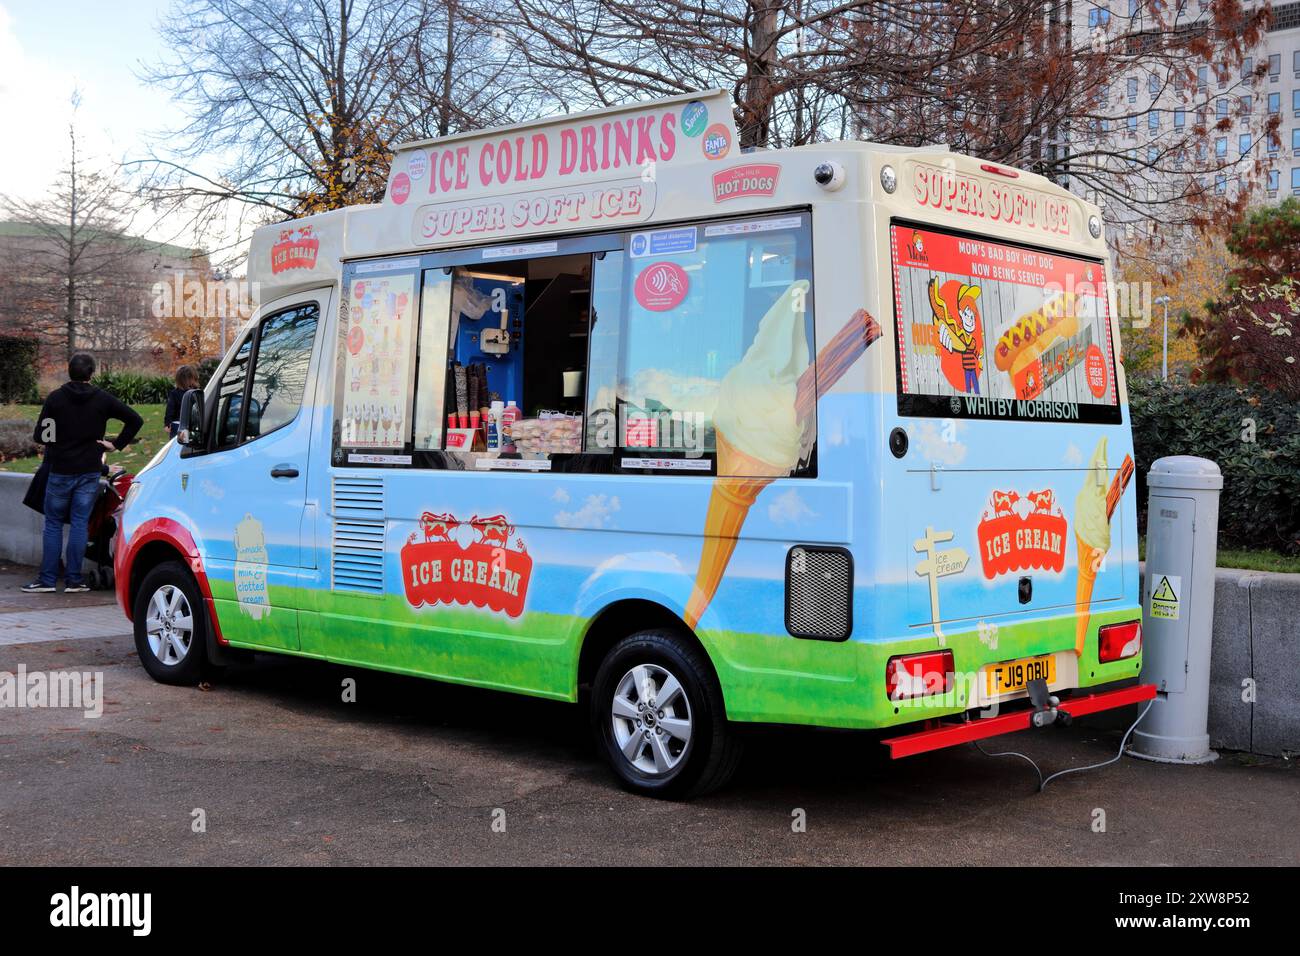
[1155,294,1171,381]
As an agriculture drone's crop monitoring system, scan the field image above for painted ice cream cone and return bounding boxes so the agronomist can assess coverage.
[1074,533,1105,654]
[685,432,790,628]
[684,285,882,629]
[1073,437,1112,656]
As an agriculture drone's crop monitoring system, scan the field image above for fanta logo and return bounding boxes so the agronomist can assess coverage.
[702,123,731,160]
[712,163,780,202]
[401,512,532,617]
[977,488,1067,579]
[633,261,689,311]
[271,225,320,274]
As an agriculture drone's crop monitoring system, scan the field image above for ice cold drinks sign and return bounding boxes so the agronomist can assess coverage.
[396,92,737,245]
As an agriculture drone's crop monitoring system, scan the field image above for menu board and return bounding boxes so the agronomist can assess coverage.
[341,273,417,448]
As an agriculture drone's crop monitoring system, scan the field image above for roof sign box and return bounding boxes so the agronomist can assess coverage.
[386,90,738,247]
[908,161,1076,239]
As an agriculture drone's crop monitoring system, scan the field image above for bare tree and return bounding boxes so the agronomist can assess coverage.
[136,0,535,235]
[495,0,1273,253]
[0,95,143,362]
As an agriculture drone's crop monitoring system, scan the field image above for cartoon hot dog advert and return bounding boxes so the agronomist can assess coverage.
[892,225,1118,423]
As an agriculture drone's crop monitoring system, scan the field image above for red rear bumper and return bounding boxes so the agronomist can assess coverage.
[880,683,1156,759]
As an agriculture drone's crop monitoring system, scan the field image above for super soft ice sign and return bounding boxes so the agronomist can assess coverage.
[394,91,737,245]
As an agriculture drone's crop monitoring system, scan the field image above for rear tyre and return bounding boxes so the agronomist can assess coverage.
[591,629,742,799]
[133,561,209,686]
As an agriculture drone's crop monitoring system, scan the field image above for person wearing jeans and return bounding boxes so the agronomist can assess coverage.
[37,472,102,592]
[23,353,142,594]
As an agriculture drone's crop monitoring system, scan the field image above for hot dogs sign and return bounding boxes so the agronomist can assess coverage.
[400,512,534,618]
[892,224,1119,423]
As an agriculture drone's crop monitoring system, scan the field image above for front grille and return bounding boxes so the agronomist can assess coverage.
[785,546,853,641]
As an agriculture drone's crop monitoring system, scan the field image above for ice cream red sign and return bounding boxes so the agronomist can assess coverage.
[401,512,533,618]
[977,489,1068,578]
[271,226,320,274]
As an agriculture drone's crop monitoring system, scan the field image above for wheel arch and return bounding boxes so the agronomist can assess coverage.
[576,599,722,702]
[117,517,225,645]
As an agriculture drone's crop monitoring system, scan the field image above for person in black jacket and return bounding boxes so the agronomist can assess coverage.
[163,364,200,438]
[22,353,143,594]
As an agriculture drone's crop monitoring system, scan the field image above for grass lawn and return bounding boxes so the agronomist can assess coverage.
[0,403,169,475]
[1139,535,1300,574]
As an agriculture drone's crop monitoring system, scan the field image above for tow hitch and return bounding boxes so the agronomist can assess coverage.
[1026,677,1072,729]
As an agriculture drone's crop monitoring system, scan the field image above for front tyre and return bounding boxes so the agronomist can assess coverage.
[592,630,741,799]
[133,561,210,685]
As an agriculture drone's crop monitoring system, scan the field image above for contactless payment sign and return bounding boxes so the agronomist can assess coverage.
[634,261,690,311]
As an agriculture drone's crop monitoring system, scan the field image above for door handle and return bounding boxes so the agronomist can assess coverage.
[270,465,300,479]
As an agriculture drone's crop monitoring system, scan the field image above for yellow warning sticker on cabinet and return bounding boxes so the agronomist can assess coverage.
[1150,573,1181,620]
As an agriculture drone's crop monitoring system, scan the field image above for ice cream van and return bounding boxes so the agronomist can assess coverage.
[115,90,1152,798]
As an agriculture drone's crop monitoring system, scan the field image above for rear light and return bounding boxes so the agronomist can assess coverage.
[886,650,954,700]
[1098,620,1142,663]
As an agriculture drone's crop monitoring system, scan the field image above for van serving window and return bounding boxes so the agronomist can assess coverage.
[890,222,1121,425]
[333,211,817,477]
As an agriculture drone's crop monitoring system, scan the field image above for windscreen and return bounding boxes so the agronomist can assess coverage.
[890,223,1120,424]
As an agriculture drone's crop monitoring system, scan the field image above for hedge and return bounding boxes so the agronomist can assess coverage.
[1130,378,1300,555]
[90,371,174,405]
[0,334,39,404]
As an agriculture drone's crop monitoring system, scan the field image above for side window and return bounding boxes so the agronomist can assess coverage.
[247,306,319,435]
[212,333,253,450]
[589,213,817,477]
[210,303,319,452]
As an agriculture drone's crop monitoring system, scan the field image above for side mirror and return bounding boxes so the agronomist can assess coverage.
[177,388,205,447]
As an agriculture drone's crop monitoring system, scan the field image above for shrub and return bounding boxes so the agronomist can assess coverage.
[1130,378,1300,554]
[0,335,40,404]
[91,371,173,405]
[0,419,38,461]
[197,356,221,387]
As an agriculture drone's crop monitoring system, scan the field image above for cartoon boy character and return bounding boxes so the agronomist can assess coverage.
[910,230,927,260]
[927,277,984,394]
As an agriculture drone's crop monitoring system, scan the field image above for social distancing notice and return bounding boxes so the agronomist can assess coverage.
[1150,573,1181,620]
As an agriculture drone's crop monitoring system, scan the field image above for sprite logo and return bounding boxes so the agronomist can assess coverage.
[681,100,708,137]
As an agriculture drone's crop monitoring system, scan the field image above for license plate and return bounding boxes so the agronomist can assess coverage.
[986,655,1057,696]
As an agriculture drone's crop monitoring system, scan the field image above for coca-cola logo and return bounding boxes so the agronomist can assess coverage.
[390,172,411,205]
[633,261,689,312]
[976,488,1067,579]
[400,512,533,617]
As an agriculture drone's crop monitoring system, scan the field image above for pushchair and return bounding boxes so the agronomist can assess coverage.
[84,471,133,591]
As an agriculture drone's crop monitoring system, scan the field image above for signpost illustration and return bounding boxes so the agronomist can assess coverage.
[914,526,970,645]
